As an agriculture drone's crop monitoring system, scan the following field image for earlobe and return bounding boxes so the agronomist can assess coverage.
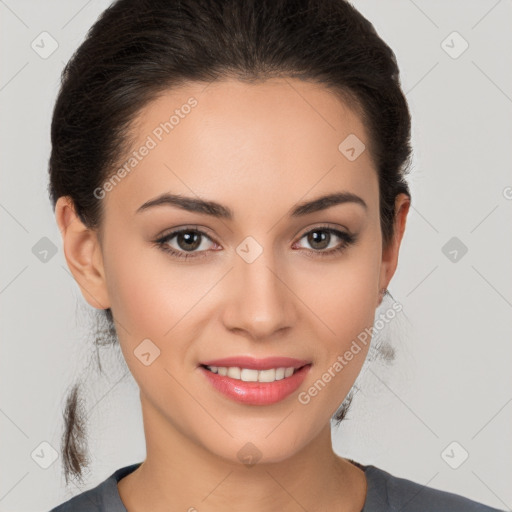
[55,196,110,310]
[377,193,411,306]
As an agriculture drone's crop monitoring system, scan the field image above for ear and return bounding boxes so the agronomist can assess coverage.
[55,196,110,310]
[377,193,410,307]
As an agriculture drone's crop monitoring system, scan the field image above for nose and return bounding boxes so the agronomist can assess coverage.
[221,249,297,341]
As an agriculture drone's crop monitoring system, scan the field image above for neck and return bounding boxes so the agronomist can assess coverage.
[118,393,367,512]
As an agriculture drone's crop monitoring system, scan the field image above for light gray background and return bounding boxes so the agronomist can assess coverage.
[1,1,511,511]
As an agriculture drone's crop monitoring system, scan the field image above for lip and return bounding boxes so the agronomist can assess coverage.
[199,356,311,371]
[199,363,312,405]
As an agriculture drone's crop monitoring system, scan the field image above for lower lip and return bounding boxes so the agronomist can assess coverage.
[199,364,312,405]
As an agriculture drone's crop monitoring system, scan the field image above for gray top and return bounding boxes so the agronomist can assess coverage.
[49,460,505,511]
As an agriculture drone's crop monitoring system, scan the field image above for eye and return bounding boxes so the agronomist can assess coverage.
[293,225,357,257]
[154,227,218,260]
[154,224,357,261]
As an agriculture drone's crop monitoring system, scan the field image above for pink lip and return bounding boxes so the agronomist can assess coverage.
[199,356,311,371]
[199,362,312,406]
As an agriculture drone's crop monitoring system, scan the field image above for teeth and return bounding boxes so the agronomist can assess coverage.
[205,365,299,383]
[227,367,241,379]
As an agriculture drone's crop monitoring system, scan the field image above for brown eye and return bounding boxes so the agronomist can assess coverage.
[155,228,217,260]
[295,226,357,257]
[175,231,202,251]
[306,230,331,250]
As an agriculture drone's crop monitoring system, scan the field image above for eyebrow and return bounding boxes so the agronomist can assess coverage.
[136,191,367,219]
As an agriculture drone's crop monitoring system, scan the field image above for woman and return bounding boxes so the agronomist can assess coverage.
[48,0,505,510]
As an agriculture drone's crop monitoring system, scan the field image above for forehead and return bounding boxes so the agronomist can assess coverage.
[102,78,378,221]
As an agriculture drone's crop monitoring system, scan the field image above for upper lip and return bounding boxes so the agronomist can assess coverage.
[200,356,311,371]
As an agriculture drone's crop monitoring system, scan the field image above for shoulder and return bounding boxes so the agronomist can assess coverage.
[359,462,505,512]
[49,484,103,512]
[48,463,142,512]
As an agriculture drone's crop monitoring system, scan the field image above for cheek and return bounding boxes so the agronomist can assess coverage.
[295,232,381,417]
[101,239,201,398]
[102,228,208,336]
[101,232,226,390]
[301,238,381,346]
[295,252,380,418]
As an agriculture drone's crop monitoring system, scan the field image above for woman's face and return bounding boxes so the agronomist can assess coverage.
[64,78,407,465]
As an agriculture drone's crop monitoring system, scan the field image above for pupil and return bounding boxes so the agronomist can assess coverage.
[309,230,328,250]
[178,231,200,251]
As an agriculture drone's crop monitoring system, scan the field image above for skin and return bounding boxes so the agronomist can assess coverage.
[55,78,409,512]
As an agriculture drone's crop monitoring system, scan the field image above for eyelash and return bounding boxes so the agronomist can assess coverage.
[153,225,357,261]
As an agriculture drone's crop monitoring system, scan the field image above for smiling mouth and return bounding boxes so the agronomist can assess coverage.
[200,363,310,383]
